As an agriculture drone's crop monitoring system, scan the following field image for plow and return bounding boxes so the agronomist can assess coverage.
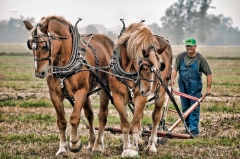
[82,18,208,142]
[86,87,207,141]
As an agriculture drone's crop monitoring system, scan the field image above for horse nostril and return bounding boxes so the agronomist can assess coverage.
[40,72,45,77]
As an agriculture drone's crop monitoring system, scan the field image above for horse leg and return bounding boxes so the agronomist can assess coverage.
[92,89,109,153]
[68,89,87,153]
[112,95,132,157]
[130,96,147,156]
[83,96,96,152]
[147,90,165,155]
[49,92,68,156]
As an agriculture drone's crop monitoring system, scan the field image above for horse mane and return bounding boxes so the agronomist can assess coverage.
[117,22,158,60]
[39,15,71,27]
[30,15,71,36]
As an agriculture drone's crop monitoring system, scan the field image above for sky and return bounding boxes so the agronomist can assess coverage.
[0,0,240,29]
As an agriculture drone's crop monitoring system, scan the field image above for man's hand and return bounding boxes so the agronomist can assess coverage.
[206,75,212,95]
[206,88,211,95]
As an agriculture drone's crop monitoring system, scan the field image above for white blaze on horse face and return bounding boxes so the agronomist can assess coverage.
[149,71,154,92]
[34,50,38,70]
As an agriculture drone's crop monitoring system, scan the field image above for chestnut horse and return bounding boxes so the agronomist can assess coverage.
[23,16,114,155]
[106,22,172,157]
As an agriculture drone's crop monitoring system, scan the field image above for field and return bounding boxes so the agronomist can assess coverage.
[0,44,240,158]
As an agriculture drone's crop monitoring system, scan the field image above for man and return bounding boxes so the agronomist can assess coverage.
[171,38,212,136]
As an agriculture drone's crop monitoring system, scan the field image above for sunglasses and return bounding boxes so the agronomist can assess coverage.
[185,45,194,47]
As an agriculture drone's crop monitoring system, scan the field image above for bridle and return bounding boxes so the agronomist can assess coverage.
[27,23,52,65]
[27,23,74,68]
[138,45,158,83]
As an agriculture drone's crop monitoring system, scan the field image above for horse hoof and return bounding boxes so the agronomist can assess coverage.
[122,149,138,157]
[145,146,157,156]
[68,140,82,153]
[56,149,67,156]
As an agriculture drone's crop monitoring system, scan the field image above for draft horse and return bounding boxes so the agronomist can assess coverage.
[23,16,114,155]
[106,22,172,157]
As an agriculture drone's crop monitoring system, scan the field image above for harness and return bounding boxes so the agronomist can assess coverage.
[110,45,160,101]
[27,21,111,106]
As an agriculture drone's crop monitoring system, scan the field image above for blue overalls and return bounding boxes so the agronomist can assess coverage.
[178,53,202,135]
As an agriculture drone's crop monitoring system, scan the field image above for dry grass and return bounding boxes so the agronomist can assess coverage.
[0,45,240,158]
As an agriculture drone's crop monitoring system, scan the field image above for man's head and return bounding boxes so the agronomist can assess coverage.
[185,38,197,55]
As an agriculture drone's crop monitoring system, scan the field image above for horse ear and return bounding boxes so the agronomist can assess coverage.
[142,49,148,57]
[23,21,33,31]
[40,17,48,33]
[157,48,164,55]
[40,26,48,34]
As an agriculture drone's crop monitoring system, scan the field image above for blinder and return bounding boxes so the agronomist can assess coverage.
[27,39,50,51]
[27,39,38,50]
[43,41,50,51]
[138,46,166,82]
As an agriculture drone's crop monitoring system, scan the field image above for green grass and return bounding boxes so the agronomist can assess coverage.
[0,45,240,158]
[201,104,240,113]
[0,133,59,143]
[169,137,240,147]
[0,114,56,123]
[0,99,53,108]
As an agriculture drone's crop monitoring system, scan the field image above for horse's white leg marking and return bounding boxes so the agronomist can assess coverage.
[122,133,134,157]
[130,132,139,157]
[147,126,158,154]
[92,132,104,153]
[56,130,68,156]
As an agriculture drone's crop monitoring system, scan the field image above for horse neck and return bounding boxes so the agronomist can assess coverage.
[49,20,73,66]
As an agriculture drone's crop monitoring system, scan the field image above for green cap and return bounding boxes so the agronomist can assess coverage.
[185,38,196,46]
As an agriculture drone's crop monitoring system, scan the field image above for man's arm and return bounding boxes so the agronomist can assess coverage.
[171,69,178,86]
[206,74,212,95]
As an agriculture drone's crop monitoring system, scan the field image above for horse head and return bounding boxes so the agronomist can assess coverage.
[118,22,165,96]
[138,44,166,96]
[23,16,73,78]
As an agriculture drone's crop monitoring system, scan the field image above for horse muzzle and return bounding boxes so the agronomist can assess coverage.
[35,71,47,78]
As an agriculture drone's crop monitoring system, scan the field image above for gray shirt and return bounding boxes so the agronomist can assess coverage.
[173,52,212,76]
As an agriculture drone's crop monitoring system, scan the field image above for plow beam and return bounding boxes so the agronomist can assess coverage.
[93,127,192,139]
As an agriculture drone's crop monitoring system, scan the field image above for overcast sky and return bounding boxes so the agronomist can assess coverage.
[0,0,240,29]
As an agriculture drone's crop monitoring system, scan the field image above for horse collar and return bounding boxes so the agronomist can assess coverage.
[51,25,84,78]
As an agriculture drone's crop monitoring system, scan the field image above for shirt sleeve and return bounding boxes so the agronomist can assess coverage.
[173,53,182,71]
[199,55,212,76]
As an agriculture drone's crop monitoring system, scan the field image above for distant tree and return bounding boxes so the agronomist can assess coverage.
[195,0,218,43]
[0,20,8,42]
[161,0,185,44]
[85,25,98,34]
[205,14,240,45]
[105,30,118,43]
[94,24,108,33]
[0,15,35,43]
[185,0,198,36]
[148,23,162,36]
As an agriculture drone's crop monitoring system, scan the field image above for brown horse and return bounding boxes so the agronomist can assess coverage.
[23,16,114,155]
[106,22,172,157]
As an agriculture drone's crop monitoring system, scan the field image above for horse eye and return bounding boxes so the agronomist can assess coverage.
[42,46,47,51]
[142,65,148,71]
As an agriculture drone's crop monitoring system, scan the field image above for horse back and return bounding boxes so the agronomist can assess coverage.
[81,34,114,67]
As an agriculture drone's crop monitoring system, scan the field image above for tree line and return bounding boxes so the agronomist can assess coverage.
[0,0,239,45]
